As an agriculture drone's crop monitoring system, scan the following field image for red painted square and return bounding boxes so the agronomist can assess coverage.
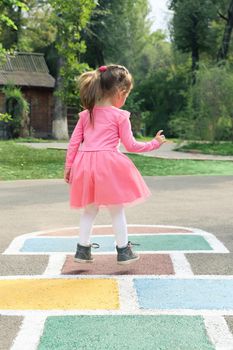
[39,225,192,236]
[61,254,174,275]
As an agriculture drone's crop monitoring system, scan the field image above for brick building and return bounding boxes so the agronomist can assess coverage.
[0,52,55,138]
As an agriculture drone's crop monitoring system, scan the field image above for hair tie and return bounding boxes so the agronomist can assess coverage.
[99,65,107,72]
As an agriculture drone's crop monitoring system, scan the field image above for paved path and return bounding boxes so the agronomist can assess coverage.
[1,176,233,349]
[18,141,233,161]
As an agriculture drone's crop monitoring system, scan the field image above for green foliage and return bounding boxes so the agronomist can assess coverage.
[2,86,29,138]
[135,58,190,136]
[0,113,12,123]
[124,92,148,135]
[169,65,233,141]
[48,0,96,104]
[170,0,217,53]
[82,0,152,75]
[17,3,57,52]
[0,0,29,50]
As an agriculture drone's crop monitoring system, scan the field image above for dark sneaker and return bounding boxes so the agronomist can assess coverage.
[116,241,140,265]
[74,243,100,263]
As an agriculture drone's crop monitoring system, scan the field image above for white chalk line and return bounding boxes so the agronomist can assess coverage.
[204,315,233,350]
[43,255,66,275]
[170,253,194,276]
[2,274,233,280]
[118,277,139,313]
[10,315,46,350]
[3,309,233,317]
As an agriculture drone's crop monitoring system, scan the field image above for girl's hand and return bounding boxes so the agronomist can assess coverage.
[64,168,71,183]
[155,130,166,145]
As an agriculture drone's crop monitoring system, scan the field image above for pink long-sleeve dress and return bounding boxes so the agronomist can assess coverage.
[65,105,161,208]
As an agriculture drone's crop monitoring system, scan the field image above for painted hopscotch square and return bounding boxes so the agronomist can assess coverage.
[38,225,193,236]
[19,235,213,253]
[0,278,119,310]
[38,315,215,350]
[61,254,174,275]
[134,278,233,310]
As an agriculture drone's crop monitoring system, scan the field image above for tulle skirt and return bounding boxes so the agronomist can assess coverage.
[69,151,151,209]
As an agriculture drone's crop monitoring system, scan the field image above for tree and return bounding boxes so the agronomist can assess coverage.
[0,0,28,51]
[3,0,96,139]
[17,1,57,52]
[47,0,96,139]
[81,0,110,68]
[169,65,233,141]
[169,0,217,80]
[217,0,233,61]
[82,0,151,75]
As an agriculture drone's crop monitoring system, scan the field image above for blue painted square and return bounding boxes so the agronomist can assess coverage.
[20,237,116,252]
[135,278,233,310]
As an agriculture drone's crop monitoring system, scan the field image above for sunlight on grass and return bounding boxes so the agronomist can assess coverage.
[0,141,232,180]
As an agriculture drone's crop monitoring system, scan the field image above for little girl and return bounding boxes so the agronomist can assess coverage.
[64,64,166,265]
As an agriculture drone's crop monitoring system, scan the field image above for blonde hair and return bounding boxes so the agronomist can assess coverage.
[78,64,133,124]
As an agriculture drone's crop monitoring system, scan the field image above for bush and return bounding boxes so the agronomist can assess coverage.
[136,63,189,137]
[2,85,29,138]
[169,65,233,141]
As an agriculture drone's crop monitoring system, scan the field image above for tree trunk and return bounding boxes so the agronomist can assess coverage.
[94,43,105,66]
[217,0,233,62]
[52,56,69,140]
[4,6,22,49]
[191,15,199,84]
[191,44,199,83]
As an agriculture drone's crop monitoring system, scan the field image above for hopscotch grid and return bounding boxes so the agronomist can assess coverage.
[3,225,232,349]
[3,226,229,255]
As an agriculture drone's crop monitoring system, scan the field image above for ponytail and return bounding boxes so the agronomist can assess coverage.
[78,70,101,124]
[78,65,133,124]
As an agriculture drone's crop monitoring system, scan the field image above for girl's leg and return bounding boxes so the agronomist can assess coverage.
[79,204,99,246]
[108,205,128,248]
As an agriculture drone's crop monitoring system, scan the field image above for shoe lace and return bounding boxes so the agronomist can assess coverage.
[128,241,140,247]
[91,243,100,249]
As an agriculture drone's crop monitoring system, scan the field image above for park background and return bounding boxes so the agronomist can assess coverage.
[0,0,233,181]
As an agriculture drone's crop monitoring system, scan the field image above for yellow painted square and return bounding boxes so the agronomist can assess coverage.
[0,278,119,310]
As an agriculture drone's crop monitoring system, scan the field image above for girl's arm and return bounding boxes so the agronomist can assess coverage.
[119,116,165,153]
[65,115,83,169]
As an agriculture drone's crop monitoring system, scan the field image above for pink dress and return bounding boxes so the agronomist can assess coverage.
[65,106,161,208]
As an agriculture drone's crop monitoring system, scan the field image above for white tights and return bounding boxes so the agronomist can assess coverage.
[79,204,128,248]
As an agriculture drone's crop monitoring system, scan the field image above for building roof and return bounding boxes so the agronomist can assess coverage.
[0,52,55,88]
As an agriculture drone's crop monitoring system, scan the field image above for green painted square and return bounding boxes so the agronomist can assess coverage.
[131,235,212,251]
[38,315,214,350]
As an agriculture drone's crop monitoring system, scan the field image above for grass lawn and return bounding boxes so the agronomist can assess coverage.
[0,141,233,180]
[14,137,68,143]
[176,141,233,156]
